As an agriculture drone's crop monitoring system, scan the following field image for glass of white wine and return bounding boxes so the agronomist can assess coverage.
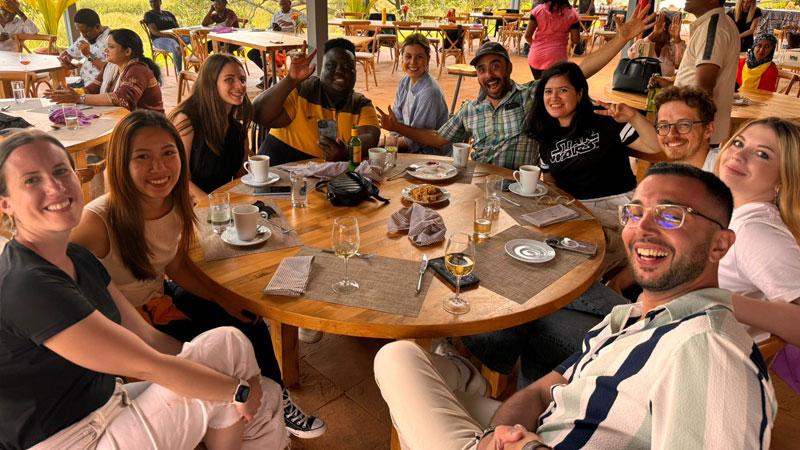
[443,232,475,315]
[331,216,360,294]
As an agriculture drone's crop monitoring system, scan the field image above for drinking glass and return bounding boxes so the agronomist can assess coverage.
[473,196,499,240]
[443,232,475,315]
[331,216,360,294]
[10,81,25,104]
[290,173,308,208]
[19,53,30,71]
[208,192,231,234]
[485,174,503,199]
[385,132,399,168]
[61,103,79,130]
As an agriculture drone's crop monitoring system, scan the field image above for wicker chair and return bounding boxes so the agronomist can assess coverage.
[12,34,58,96]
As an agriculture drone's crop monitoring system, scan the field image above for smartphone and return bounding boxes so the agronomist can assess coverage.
[428,256,480,292]
[254,185,291,195]
[317,119,337,141]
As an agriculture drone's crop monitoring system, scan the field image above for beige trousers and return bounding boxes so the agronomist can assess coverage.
[374,341,501,450]
[30,327,288,450]
[582,191,634,275]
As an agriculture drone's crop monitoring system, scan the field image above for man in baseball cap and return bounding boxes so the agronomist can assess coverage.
[377,3,655,170]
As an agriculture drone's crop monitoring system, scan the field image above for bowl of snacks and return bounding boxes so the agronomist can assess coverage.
[402,184,451,205]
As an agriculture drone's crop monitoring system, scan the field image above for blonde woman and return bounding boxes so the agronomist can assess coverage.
[728,0,762,52]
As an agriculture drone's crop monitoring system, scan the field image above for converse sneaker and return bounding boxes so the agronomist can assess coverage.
[282,389,326,438]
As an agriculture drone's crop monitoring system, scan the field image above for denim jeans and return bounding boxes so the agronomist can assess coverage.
[461,282,630,388]
[153,36,184,72]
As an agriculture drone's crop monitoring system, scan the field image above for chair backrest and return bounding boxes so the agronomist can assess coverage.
[76,158,107,202]
[394,21,421,33]
[343,12,365,19]
[439,25,464,51]
[177,70,198,103]
[342,20,373,36]
[13,33,57,54]
[139,20,159,56]
[189,30,210,64]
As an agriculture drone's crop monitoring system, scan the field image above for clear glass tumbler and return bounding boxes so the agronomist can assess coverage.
[208,192,231,234]
[290,173,308,208]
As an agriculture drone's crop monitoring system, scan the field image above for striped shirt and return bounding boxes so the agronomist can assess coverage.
[438,82,539,170]
[537,288,777,450]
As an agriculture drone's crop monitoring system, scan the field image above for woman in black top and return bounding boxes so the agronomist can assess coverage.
[728,0,762,52]
[0,130,284,449]
[170,53,252,201]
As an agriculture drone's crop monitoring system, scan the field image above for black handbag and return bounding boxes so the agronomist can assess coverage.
[612,57,662,94]
[316,171,389,207]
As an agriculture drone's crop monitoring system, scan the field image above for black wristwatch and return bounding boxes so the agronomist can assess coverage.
[232,379,250,404]
[521,440,551,450]
[475,425,496,443]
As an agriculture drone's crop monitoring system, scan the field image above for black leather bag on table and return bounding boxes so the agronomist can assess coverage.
[317,171,390,207]
[612,57,661,94]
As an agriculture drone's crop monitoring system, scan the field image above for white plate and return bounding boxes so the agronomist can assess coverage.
[220,225,272,246]
[509,182,547,198]
[401,184,451,205]
[408,161,459,181]
[505,239,556,263]
[241,172,280,187]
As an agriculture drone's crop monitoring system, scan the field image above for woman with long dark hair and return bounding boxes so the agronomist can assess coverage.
[45,28,164,112]
[0,128,285,449]
[71,110,326,440]
[169,53,252,201]
[524,0,580,79]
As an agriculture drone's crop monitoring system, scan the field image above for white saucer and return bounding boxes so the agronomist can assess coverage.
[241,172,280,187]
[509,183,547,198]
[220,225,271,246]
[505,239,556,263]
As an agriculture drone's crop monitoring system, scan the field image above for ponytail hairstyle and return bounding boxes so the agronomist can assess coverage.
[110,28,162,84]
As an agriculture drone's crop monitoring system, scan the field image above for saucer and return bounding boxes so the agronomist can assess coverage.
[241,172,279,187]
[504,239,555,263]
[220,225,271,246]
[509,183,547,197]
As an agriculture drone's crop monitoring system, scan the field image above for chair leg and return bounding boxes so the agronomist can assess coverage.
[481,366,508,399]
[363,64,369,91]
[371,61,378,87]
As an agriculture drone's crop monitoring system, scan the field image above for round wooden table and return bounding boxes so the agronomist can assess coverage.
[190,156,605,386]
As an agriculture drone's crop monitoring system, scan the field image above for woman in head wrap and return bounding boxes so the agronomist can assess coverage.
[737,34,785,92]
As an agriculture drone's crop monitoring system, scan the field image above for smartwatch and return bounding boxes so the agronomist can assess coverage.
[475,425,496,443]
[232,379,250,404]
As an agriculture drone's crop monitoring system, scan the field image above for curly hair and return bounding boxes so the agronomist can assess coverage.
[654,86,717,124]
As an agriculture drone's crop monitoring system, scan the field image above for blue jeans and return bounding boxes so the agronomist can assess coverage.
[153,36,186,72]
[461,282,630,388]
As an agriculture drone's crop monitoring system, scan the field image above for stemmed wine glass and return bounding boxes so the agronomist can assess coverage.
[331,216,360,294]
[19,53,31,71]
[443,232,475,315]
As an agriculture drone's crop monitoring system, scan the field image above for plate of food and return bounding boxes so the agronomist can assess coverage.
[408,161,459,181]
[402,184,451,205]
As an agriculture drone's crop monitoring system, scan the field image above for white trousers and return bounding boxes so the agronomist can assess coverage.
[30,327,288,450]
[374,341,501,450]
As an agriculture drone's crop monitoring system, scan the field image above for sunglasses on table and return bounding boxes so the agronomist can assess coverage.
[618,203,726,230]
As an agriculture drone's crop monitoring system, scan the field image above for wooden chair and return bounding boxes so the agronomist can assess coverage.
[13,33,58,95]
[342,12,365,19]
[782,73,800,97]
[418,16,442,64]
[392,21,421,73]
[140,21,175,80]
[341,20,373,37]
[0,72,36,98]
[177,70,198,103]
[438,25,466,79]
[238,18,249,28]
[498,18,522,53]
[350,25,379,91]
[188,30,210,67]
[76,157,107,202]
[177,35,201,72]
[570,16,598,57]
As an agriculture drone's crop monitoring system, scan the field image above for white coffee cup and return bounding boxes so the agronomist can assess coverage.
[243,155,270,183]
[452,143,470,168]
[368,147,387,169]
[513,165,541,194]
[233,204,260,241]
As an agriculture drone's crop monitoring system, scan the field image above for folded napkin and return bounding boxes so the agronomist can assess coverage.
[388,203,446,246]
[48,108,99,126]
[355,160,383,183]
[263,255,314,297]
[522,204,580,227]
[283,162,349,180]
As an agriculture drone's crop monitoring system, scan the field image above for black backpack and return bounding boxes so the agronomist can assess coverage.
[316,171,390,207]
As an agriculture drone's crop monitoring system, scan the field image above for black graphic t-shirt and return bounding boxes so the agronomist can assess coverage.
[538,114,637,200]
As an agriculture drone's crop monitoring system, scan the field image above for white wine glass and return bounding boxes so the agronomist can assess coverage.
[443,232,475,315]
[331,216,360,294]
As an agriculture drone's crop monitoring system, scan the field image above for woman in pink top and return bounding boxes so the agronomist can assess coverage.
[525,0,580,79]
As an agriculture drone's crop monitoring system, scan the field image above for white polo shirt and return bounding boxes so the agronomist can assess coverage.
[675,7,739,145]
[0,16,38,52]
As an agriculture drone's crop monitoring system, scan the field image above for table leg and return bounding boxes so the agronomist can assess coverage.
[450,74,464,115]
[269,50,278,87]
[269,319,300,386]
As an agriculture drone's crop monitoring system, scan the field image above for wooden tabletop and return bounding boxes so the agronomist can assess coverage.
[0,51,64,74]
[446,64,478,76]
[191,155,605,384]
[328,18,482,32]
[208,29,308,52]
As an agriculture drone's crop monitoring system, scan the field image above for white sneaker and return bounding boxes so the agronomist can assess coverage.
[298,328,323,344]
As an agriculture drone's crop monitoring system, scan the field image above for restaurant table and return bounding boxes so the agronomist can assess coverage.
[190,155,605,386]
[446,64,477,114]
[0,51,67,97]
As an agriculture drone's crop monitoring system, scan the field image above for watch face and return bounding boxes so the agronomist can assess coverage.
[234,384,251,403]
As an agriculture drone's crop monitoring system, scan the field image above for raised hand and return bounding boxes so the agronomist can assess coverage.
[375,105,400,132]
[595,100,639,123]
[615,1,655,42]
[318,135,348,161]
[288,48,317,82]
[649,13,666,40]
[43,88,79,104]
[669,16,682,42]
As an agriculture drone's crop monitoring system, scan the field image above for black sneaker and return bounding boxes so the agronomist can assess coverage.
[282,388,326,438]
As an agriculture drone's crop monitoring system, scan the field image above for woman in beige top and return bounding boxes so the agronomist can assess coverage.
[70,110,326,439]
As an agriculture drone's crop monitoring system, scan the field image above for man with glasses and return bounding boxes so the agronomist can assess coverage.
[375,162,776,450]
[653,86,718,171]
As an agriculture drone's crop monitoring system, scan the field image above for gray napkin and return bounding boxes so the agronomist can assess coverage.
[263,255,314,297]
[355,160,383,183]
[283,162,348,180]
[388,203,446,246]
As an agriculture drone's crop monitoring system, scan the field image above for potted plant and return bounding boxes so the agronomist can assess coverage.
[22,0,76,37]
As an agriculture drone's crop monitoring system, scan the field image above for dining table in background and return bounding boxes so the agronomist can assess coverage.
[0,51,67,97]
[190,155,605,387]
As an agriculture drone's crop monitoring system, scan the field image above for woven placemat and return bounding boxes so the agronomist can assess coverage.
[474,225,591,304]
[194,200,302,261]
[296,247,433,317]
[477,183,594,227]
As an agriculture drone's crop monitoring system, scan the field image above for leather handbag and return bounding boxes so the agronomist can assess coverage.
[612,57,662,94]
[317,171,389,207]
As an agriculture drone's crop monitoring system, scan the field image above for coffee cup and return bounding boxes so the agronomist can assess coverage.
[243,155,270,183]
[233,204,260,241]
[368,147,387,169]
[513,165,541,194]
[452,143,470,168]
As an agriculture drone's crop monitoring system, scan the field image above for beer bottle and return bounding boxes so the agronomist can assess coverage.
[348,126,361,171]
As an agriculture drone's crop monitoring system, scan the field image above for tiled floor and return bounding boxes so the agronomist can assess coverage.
[155,44,800,450]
